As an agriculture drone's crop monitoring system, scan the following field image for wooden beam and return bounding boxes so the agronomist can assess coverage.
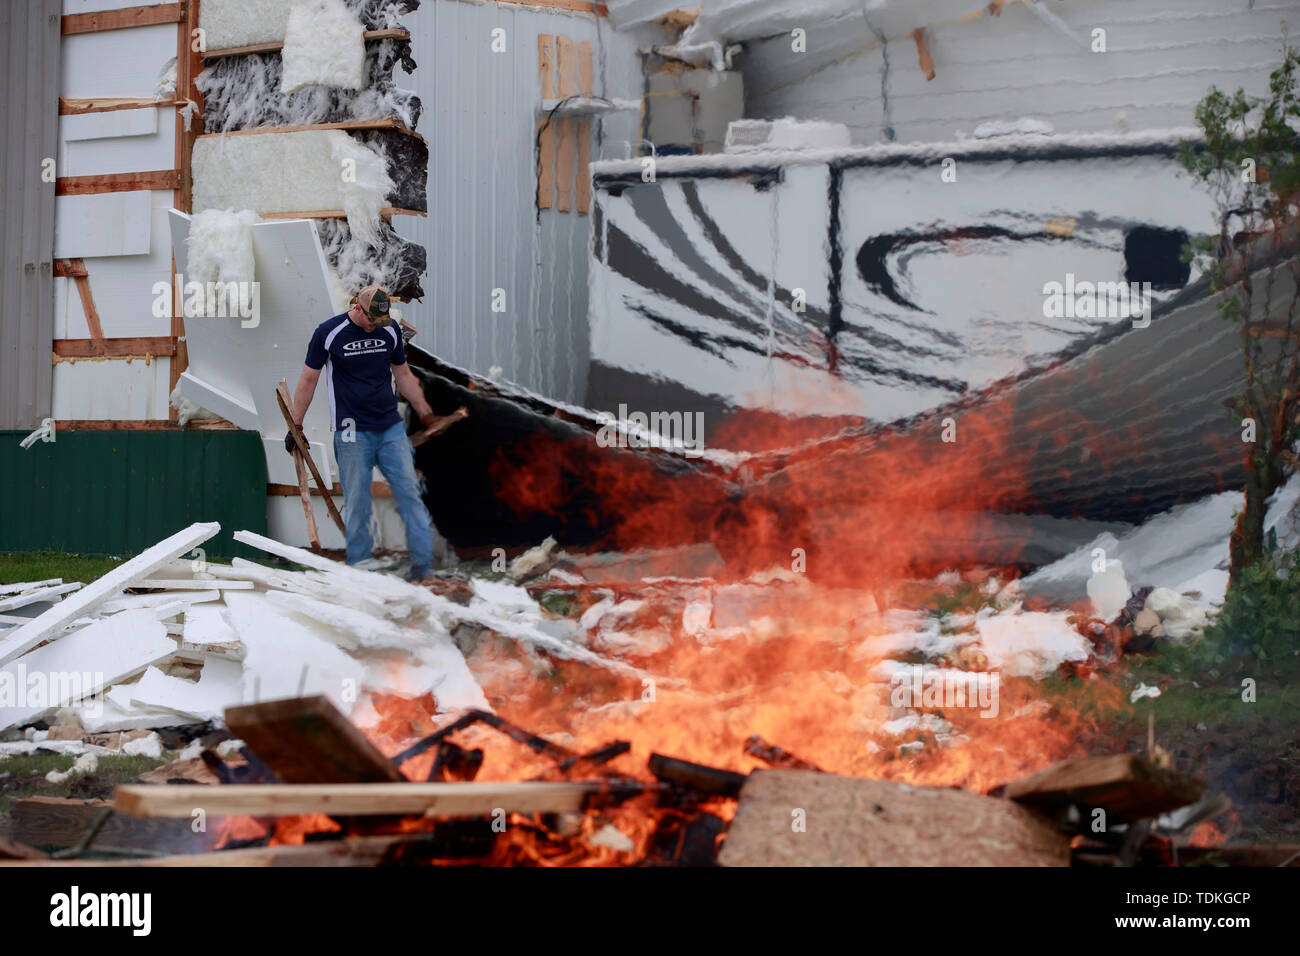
[62,3,184,36]
[115,781,629,819]
[202,28,411,60]
[195,118,425,143]
[257,207,425,221]
[55,170,181,196]
[537,35,557,210]
[6,797,208,855]
[496,0,607,14]
[1004,754,1204,821]
[225,696,405,784]
[52,419,235,431]
[53,337,177,359]
[59,97,179,116]
[173,0,202,422]
[60,259,105,345]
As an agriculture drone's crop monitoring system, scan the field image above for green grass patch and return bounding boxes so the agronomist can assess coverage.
[0,754,165,813]
[0,552,125,587]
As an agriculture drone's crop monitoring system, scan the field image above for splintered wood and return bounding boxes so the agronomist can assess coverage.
[1003,753,1204,821]
[720,770,1070,867]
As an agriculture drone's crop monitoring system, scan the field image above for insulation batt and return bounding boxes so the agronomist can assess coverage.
[197,41,421,133]
[185,209,258,287]
[192,130,394,247]
[281,0,366,95]
[315,217,426,304]
[200,0,418,50]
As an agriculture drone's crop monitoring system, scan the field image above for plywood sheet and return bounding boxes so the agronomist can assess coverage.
[720,770,1069,867]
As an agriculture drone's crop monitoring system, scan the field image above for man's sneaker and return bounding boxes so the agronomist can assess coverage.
[405,566,432,583]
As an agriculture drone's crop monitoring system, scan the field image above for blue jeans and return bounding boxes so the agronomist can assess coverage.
[333,421,435,571]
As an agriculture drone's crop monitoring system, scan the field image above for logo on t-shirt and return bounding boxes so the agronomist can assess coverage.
[341,338,388,354]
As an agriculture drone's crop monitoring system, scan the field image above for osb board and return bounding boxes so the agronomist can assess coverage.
[719,770,1069,867]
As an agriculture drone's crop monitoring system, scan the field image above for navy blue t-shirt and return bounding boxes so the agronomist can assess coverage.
[304,313,407,432]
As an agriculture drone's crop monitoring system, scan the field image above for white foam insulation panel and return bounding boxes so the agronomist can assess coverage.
[167,210,337,484]
[60,24,177,99]
[54,191,154,259]
[52,357,173,421]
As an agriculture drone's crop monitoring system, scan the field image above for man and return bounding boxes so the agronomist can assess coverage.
[286,285,466,581]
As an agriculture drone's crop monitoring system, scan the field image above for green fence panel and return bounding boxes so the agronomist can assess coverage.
[0,430,267,560]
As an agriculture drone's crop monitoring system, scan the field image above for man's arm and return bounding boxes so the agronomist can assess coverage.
[291,365,321,425]
[393,362,469,430]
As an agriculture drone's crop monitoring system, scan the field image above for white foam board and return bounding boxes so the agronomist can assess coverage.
[0,523,219,666]
[0,609,175,731]
[54,191,153,258]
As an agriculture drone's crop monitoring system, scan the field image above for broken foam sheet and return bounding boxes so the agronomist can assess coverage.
[0,609,175,732]
[198,40,421,134]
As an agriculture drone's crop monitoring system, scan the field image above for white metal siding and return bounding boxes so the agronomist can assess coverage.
[0,0,61,430]
[741,0,1299,143]
[396,1,642,404]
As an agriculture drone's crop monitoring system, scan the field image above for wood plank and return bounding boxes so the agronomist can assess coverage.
[53,337,177,359]
[496,0,607,14]
[195,118,424,143]
[65,260,105,343]
[0,836,49,861]
[537,35,556,210]
[55,170,181,196]
[52,260,87,278]
[59,97,179,116]
[8,797,208,854]
[0,523,219,666]
[115,780,620,818]
[51,419,231,431]
[257,207,424,221]
[1004,754,1204,821]
[554,37,581,212]
[224,695,405,784]
[62,3,184,35]
[202,28,410,60]
[276,382,346,535]
[720,770,1069,867]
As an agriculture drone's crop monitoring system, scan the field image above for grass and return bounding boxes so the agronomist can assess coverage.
[0,552,125,587]
[0,754,165,814]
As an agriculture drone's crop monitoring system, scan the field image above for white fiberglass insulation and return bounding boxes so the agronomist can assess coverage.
[185,209,259,288]
[199,0,292,51]
[192,130,394,247]
[281,0,366,94]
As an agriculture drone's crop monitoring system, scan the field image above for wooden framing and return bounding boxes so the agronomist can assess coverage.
[913,28,936,81]
[537,35,596,214]
[202,28,411,60]
[52,337,177,360]
[195,117,425,144]
[497,0,608,14]
[170,0,204,421]
[62,3,184,36]
[537,35,557,210]
[258,207,426,221]
[55,170,181,196]
[59,97,180,116]
[52,419,236,431]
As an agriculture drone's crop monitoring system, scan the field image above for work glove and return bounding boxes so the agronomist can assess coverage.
[284,432,297,456]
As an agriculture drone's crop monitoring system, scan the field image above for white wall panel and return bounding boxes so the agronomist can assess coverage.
[54,190,154,258]
[51,356,172,420]
[741,0,1299,143]
[60,23,176,99]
